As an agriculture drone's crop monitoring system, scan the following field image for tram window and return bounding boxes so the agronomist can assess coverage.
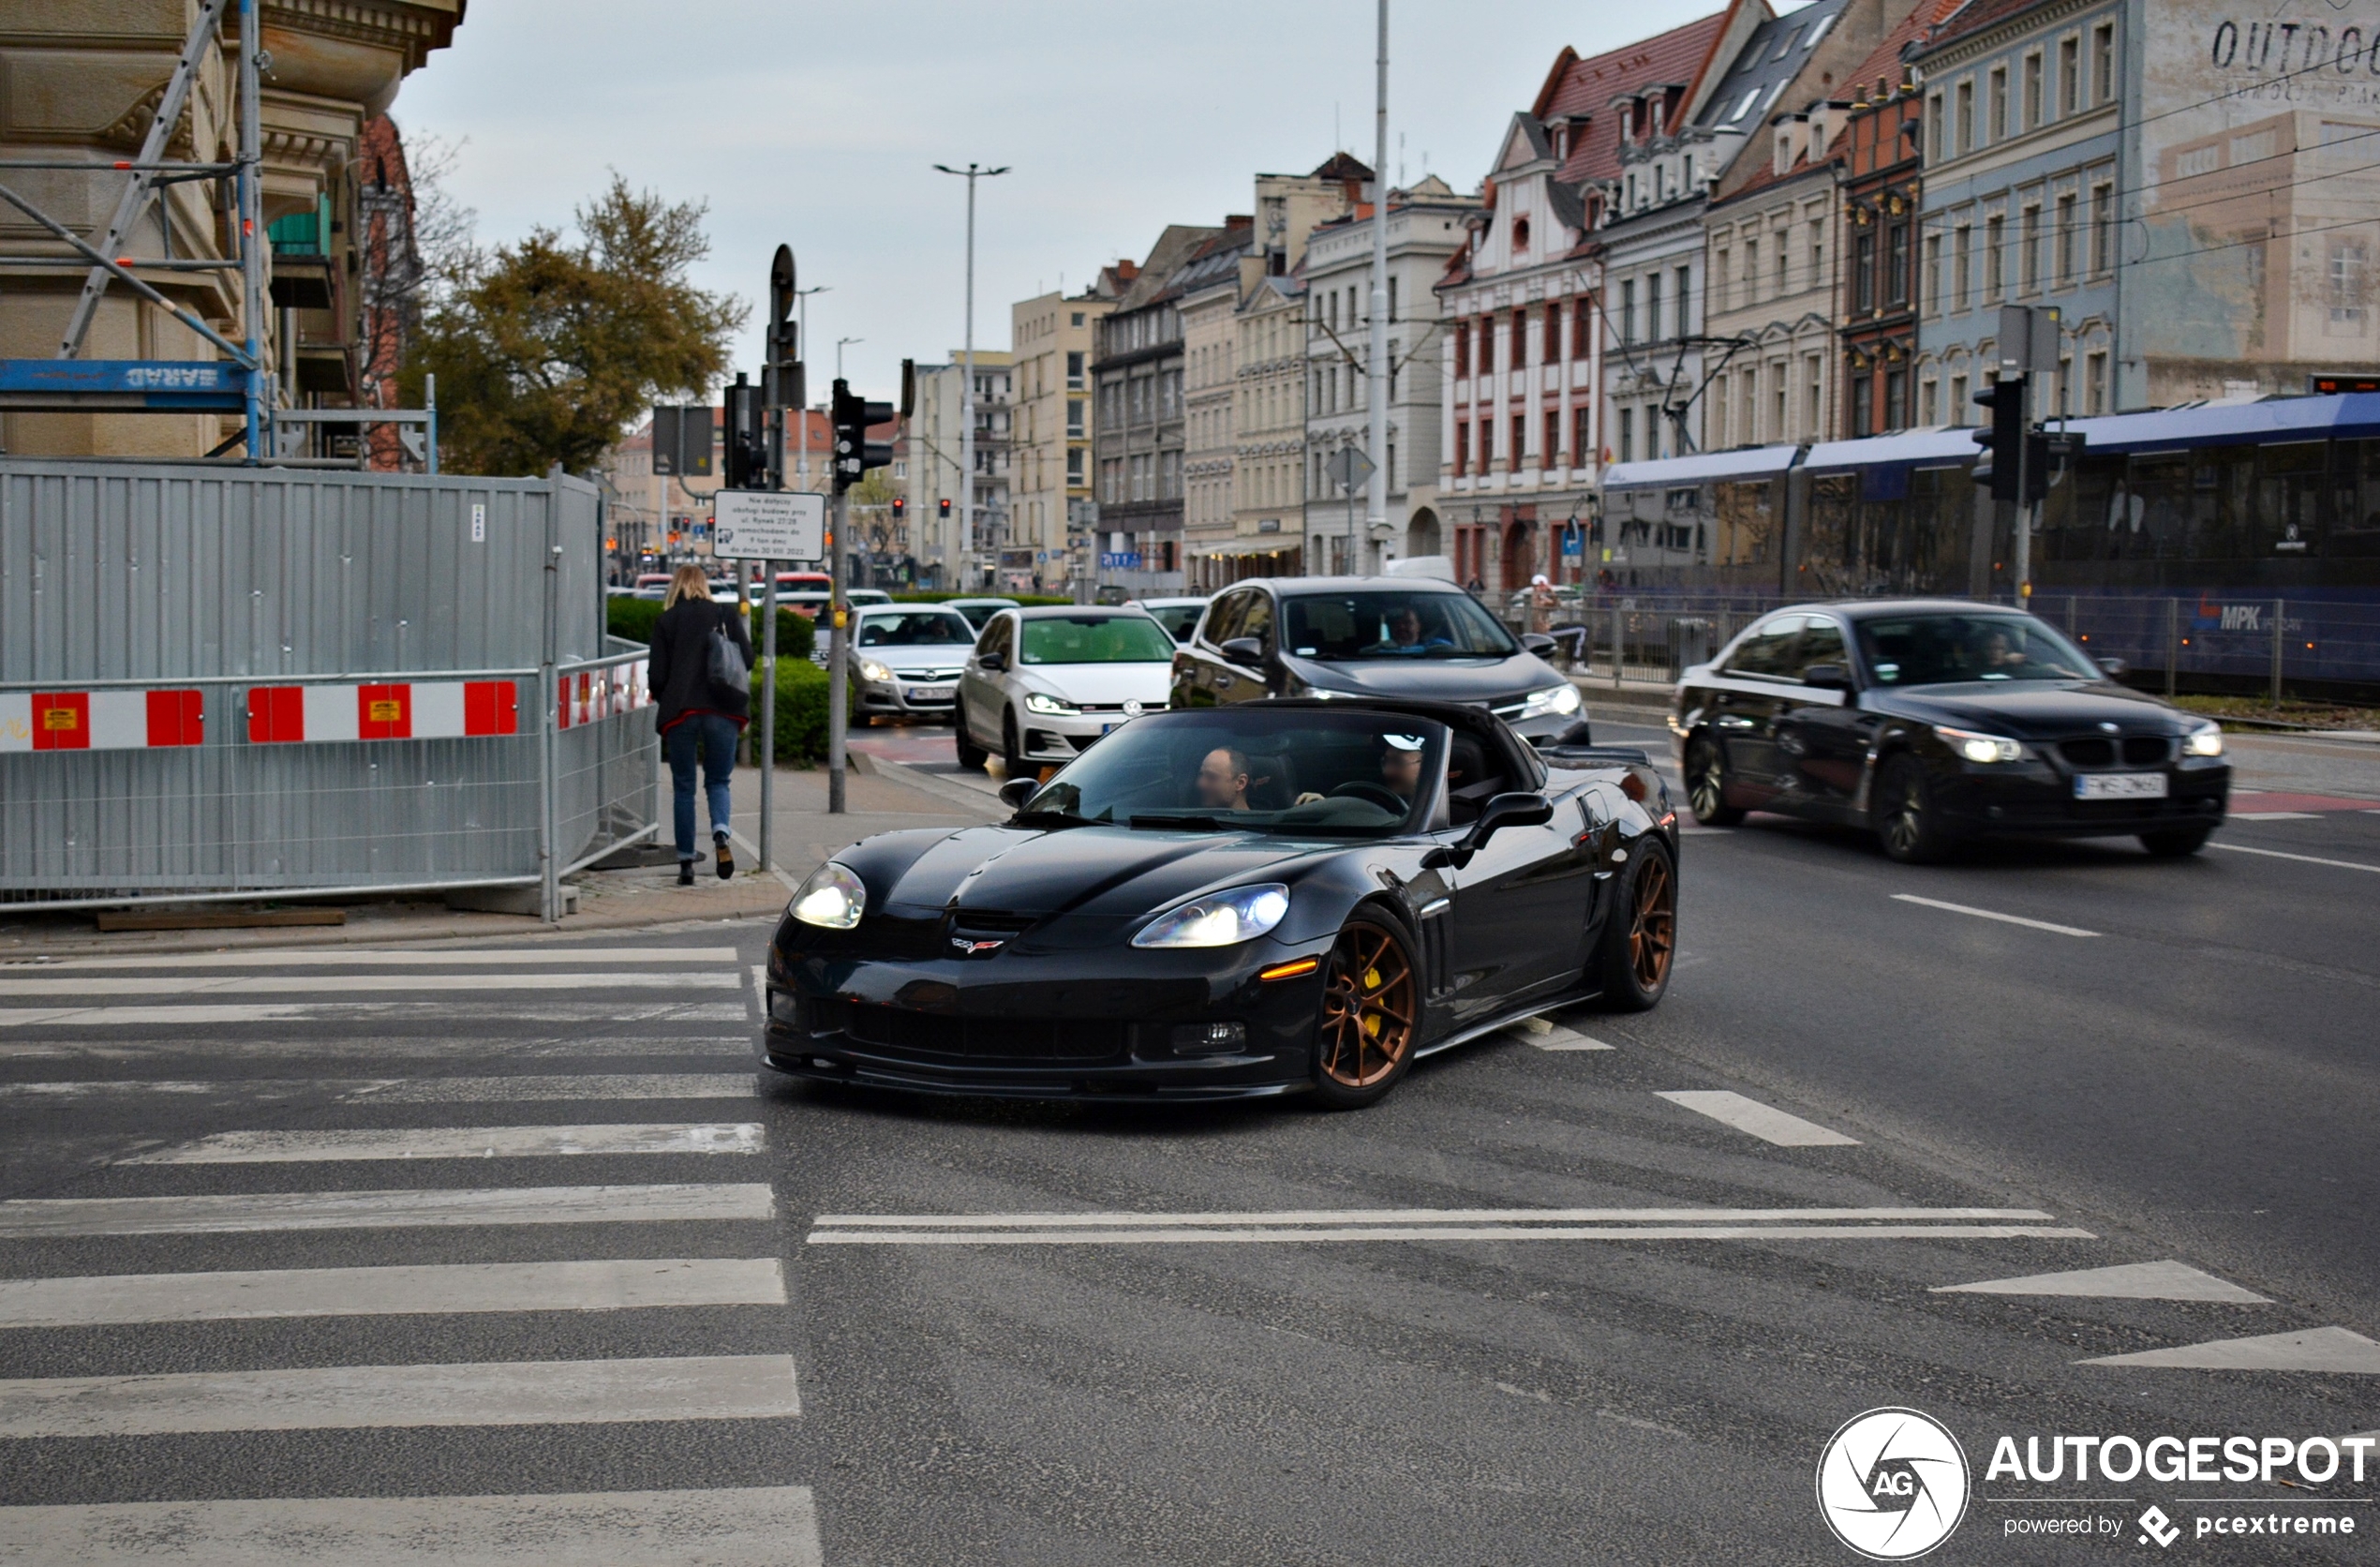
[2336,439,2380,557]
[2256,441,2325,557]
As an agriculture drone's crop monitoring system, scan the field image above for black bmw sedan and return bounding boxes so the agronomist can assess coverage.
[1672,600,2230,863]
[1168,577,1586,743]
[760,697,1675,1107]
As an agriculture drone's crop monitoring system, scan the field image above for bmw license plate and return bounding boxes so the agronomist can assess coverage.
[2074,772,2168,800]
[905,685,953,701]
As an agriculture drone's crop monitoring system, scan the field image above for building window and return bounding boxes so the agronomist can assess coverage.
[1544,302,1562,361]
[1985,213,2006,297]
[1161,450,1181,499]
[1454,422,1469,473]
[1388,276,1399,321]
[1066,447,1084,485]
[1886,222,1910,306]
[1927,93,1945,161]
[2023,51,2044,129]
[1618,408,1635,463]
[1950,372,1969,424]
[1851,372,1874,437]
[1646,272,1663,341]
[2085,351,2107,414]
[2059,35,2080,116]
[1065,351,1084,389]
[2091,22,2115,103]
[1809,220,1824,291]
[2020,202,2043,292]
[1510,413,1527,471]
[1744,371,1761,445]
[1988,66,2008,142]
[1775,235,1788,297]
[1071,311,1085,327]
[2329,239,2368,326]
[1479,315,1495,373]
[1510,308,1528,370]
[2090,182,2114,274]
[1676,264,1692,334]
[1716,248,1732,312]
[1478,417,1494,473]
[1066,398,1084,436]
[1805,355,1822,439]
[1924,233,1943,314]
[1885,367,1908,432]
[2055,192,2077,286]
[1620,280,1636,344]
[1544,409,1561,469]
[1574,403,1592,463]
[1955,79,1974,156]
[1572,296,1593,358]
[1453,321,1469,379]
[1745,237,1760,305]
[1920,377,1940,425]
[1854,229,1877,311]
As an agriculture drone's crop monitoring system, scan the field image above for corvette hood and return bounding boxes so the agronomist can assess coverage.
[1869,681,2191,737]
[874,823,1320,925]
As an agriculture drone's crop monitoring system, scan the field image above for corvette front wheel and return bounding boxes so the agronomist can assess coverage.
[1308,915,1419,1110]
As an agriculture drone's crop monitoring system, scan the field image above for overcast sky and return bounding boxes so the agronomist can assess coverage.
[395,0,1764,400]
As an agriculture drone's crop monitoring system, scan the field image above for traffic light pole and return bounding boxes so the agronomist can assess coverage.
[2013,373,2033,605]
[827,487,849,814]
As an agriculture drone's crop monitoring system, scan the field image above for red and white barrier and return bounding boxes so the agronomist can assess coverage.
[246,680,520,743]
[0,689,204,752]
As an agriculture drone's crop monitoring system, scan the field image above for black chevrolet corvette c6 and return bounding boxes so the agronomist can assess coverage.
[1673,600,2231,863]
[758,697,1678,1107]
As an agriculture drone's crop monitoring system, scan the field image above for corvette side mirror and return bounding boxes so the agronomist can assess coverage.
[1801,662,1852,693]
[1421,791,1554,869]
[998,777,1037,810]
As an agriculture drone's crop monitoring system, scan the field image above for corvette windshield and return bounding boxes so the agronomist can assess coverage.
[1856,613,2099,686]
[1018,710,1450,836]
[1283,591,1518,660]
[1019,615,1177,664]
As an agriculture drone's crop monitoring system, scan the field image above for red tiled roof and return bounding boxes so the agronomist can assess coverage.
[1536,10,1733,188]
[1909,0,2041,58]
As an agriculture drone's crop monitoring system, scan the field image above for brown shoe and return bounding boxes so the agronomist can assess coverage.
[715,838,734,880]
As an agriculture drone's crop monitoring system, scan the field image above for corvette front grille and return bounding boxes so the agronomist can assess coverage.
[822,998,1126,1062]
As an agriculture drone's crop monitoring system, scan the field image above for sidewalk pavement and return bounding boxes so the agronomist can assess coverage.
[0,752,1000,962]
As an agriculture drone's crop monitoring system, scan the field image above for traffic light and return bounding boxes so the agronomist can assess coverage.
[723,373,769,490]
[891,497,906,523]
[830,378,894,492]
[1971,379,2025,501]
[938,498,951,520]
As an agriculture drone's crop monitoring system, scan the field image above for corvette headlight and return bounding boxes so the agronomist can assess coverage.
[1936,724,2024,764]
[858,659,893,683]
[1131,883,1290,948]
[1023,691,1078,716]
[2182,723,2224,757]
[789,862,866,930]
[1519,681,1583,719]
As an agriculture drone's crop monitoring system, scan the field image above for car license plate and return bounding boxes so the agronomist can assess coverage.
[905,685,953,701]
[2074,772,2168,800]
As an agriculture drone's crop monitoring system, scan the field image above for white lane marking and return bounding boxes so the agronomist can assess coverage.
[1675,827,1733,836]
[2227,811,2324,820]
[2210,843,2380,874]
[813,1204,2055,1229]
[0,1258,786,1328]
[810,1223,2091,1246]
[0,1486,824,1567]
[0,972,739,998]
[0,1002,751,1029]
[1889,893,2101,938]
[1935,1260,2269,1304]
[0,1034,754,1062]
[1655,1090,1862,1146]
[357,1074,755,1104]
[0,1184,775,1238]
[1525,1022,1616,1051]
[0,1353,801,1439]
[2078,1325,2380,1372]
[751,964,767,1022]
[122,1123,766,1164]
[0,1074,754,1104]
[4,947,741,972]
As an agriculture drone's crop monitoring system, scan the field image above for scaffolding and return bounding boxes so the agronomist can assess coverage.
[0,0,433,470]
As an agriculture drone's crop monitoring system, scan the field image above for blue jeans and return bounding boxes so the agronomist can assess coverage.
[666,713,739,860]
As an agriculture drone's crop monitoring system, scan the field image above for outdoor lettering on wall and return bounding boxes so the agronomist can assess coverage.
[2135,0,2380,391]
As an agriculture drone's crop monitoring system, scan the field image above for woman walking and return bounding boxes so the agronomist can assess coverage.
[647,564,752,886]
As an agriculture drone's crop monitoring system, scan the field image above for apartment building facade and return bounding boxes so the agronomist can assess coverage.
[1009,286,1116,593]
[1092,225,1219,594]
[1180,220,1258,577]
[910,351,1015,589]
[1702,105,1846,454]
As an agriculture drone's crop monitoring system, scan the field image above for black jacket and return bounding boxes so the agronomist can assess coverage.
[648,597,752,731]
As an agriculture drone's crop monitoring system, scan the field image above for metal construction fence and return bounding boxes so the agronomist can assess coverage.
[1497,589,2376,704]
[0,459,657,918]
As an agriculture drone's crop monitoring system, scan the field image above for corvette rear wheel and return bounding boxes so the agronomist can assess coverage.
[1593,839,1675,1012]
[1310,916,1418,1110]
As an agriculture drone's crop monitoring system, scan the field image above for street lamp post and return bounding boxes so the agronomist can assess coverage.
[1365,0,1392,570]
[934,161,1010,590]
[795,285,826,491]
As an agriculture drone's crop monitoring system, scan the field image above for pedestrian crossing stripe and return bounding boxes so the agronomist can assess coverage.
[123,1123,766,1163]
[0,946,740,972]
[0,972,740,997]
[0,1184,777,1238]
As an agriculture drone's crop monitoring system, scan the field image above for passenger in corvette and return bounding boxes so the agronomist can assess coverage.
[1194,747,1254,812]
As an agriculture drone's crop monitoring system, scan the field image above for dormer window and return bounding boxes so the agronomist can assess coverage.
[1513,216,1531,251]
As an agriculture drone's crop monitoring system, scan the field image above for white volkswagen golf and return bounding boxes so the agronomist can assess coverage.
[955,606,1177,774]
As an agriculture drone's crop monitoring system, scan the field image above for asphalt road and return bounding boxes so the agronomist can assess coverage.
[2,717,2375,1563]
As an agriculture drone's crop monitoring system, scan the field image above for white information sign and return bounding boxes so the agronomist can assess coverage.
[712,490,826,561]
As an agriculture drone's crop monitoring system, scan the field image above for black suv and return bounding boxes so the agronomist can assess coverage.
[1168,576,1586,744]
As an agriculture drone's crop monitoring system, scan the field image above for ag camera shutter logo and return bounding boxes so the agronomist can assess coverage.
[1817,1407,1971,1560]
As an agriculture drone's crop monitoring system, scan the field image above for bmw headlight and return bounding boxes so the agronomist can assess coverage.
[1519,681,1583,719]
[1936,724,2024,764]
[789,862,866,930]
[2182,722,2224,757]
[858,659,893,683]
[1131,883,1290,948]
[1023,691,1078,716]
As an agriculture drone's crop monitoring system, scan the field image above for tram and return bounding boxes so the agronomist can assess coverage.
[1596,392,2380,694]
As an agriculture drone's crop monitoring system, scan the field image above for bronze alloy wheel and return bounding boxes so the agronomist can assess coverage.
[1317,918,1417,1090]
[1627,851,1675,993]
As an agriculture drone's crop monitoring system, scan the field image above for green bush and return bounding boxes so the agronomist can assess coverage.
[606,595,815,661]
[747,658,834,765]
